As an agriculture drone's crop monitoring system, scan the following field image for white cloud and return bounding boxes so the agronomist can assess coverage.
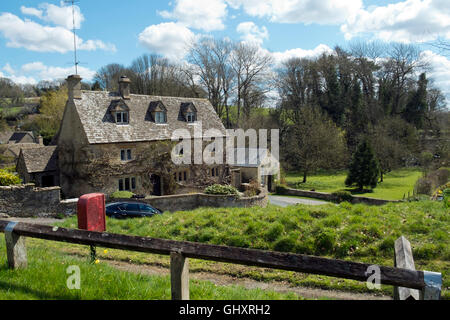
[159,0,227,31]
[0,13,115,53]
[3,63,15,75]
[20,6,43,19]
[236,22,268,45]
[226,0,362,25]
[1,61,95,85]
[420,50,450,102]
[342,0,450,43]
[41,2,84,29]
[271,44,334,66]
[138,22,196,61]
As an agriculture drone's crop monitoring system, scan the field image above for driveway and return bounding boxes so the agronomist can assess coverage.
[269,195,329,207]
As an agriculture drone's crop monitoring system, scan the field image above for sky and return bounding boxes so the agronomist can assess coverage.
[0,0,449,104]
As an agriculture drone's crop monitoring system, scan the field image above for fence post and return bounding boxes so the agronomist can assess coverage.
[421,271,442,300]
[170,251,189,300]
[394,236,419,300]
[4,222,27,269]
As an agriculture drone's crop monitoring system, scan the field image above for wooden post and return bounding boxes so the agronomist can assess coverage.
[170,251,189,300]
[394,236,419,300]
[4,222,27,269]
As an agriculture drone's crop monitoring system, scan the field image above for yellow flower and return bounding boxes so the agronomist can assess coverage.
[95,259,100,264]
[103,249,108,254]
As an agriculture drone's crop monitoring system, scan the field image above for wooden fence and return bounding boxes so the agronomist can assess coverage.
[0,220,442,300]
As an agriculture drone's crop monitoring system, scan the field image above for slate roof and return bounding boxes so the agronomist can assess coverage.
[73,91,226,144]
[8,131,35,144]
[4,143,42,158]
[19,146,58,173]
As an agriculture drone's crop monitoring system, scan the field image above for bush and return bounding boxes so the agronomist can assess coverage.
[414,178,433,195]
[110,191,134,199]
[275,184,289,195]
[0,169,21,186]
[204,184,239,196]
[243,179,260,197]
[331,190,353,203]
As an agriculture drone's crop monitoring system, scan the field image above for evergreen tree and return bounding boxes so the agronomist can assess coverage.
[403,73,428,129]
[345,140,380,190]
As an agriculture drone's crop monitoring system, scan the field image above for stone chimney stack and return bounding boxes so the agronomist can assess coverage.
[37,135,44,145]
[67,74,82,100]
[119,75,131,100]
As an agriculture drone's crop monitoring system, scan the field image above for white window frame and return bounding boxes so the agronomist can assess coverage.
[116,111,129,124]
[118,177,136,191]
[155,111,167,124]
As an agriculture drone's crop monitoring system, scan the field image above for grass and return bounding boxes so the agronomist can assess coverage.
[0,237,302,300]
[55,200,449,299]
[285,168,423,200]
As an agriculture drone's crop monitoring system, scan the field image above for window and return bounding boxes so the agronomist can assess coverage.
[174,171,188,182]
[186,112,196,123]
[155,111,166,124]
[118,177,136,191]
[211,167,219,177]
[120,149,132,161]
[116,111,129,124]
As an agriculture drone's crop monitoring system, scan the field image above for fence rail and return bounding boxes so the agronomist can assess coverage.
[0,219,442,300]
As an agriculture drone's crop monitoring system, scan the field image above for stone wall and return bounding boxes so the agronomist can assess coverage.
[0,184,76,217]
[113,188,268,212]
[277,186,400,206]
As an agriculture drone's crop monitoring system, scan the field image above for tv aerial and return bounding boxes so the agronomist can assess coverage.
[64,0,81,75]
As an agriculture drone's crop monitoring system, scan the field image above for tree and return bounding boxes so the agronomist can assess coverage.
[286,106,347,182]
[345,140,380,190]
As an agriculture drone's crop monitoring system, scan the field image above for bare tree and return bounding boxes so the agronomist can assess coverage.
[230,42,273,126]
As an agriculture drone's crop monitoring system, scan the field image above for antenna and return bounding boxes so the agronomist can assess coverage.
[65,0,80,75]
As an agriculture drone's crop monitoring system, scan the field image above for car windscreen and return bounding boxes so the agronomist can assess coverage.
[139,204,156,213]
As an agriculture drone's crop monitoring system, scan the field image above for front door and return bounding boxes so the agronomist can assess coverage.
[150,174,161,196]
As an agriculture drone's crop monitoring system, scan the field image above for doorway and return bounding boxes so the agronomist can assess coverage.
[150,174,162,196]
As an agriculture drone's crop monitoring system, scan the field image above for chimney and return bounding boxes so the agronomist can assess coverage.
[119,75,131,99]
[37,135,44,145]
[67,74,82,100]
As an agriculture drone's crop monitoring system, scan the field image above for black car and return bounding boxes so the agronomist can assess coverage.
[106,202,162,219]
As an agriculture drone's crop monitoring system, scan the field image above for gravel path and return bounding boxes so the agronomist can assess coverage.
[269,195,329,207]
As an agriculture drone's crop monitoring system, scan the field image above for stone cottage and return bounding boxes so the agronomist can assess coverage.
[57,75,228,198]
[2,131,44,160]
[16,146,59,187]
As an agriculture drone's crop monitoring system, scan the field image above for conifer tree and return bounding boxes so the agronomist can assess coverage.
[345,140,380,190]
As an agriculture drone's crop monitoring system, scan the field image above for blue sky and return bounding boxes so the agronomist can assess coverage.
[0,0,449,103]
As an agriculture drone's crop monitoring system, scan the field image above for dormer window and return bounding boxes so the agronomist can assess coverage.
[155,111,166,124]
[110,99,130,125]
[181,102,197,123]
[149,101,167,124]
[116,111,129,124]
[186,112,196,123]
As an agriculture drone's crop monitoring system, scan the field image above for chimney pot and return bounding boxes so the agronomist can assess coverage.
[119,75,131,99]
[67,74,82,100]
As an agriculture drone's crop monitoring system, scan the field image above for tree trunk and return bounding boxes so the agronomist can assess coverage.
[303,171,307,183]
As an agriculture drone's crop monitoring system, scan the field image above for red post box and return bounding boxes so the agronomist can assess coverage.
[77,193,106,232]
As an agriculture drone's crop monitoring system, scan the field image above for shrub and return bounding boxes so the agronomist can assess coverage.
[204,184,239,196]
[331,190,353,203]
[110,191,134,199]
[275,184,289,195]
[414,178,433,195]
[0,169,21,186]
[243,179,260,197]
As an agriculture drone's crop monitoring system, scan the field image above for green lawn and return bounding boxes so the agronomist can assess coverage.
[56,200,449,299]
[0,237,301,300]
[285,168,423,200]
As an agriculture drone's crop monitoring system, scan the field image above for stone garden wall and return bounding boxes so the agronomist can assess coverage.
[113,188,268,212]
[0,184,76,218]
[277,186,400,205]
